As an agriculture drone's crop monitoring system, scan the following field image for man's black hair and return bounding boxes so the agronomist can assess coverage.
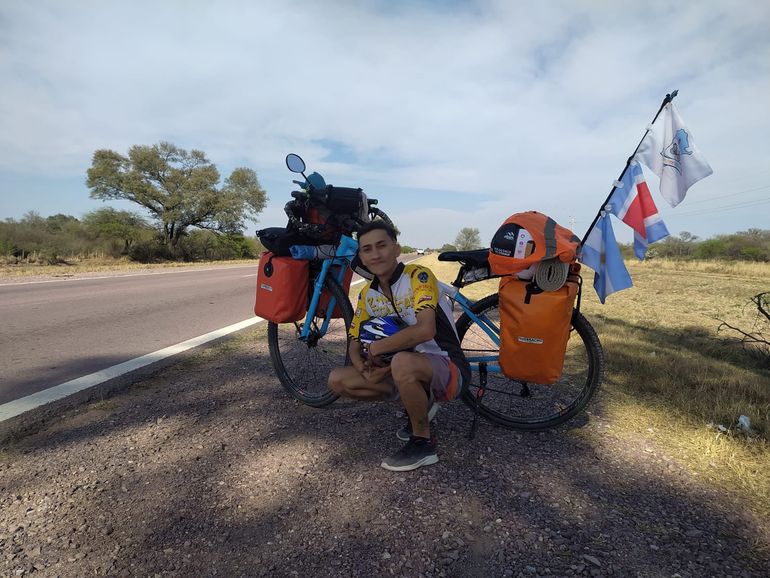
[357,220,398,242]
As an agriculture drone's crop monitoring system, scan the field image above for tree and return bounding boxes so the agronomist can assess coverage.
[86,142,267,250]
[717,292,770,366]
[83,208,150,254]
[454,227,482,251]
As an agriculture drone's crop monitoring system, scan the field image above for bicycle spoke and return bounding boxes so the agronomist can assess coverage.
[268,276,353,407]
[457,293,603,430]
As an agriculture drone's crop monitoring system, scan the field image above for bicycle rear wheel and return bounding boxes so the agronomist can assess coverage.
[456,293,603,430]
[267,275,352,407]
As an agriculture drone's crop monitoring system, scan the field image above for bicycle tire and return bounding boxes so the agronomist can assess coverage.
[267,275,353,407]
[456,293,604,430]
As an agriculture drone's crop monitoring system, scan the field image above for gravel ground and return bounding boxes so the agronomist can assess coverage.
[1,333,768,578]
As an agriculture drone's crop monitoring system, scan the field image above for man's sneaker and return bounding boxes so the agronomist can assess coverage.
[380,436,439,472]
[396,402,439,442]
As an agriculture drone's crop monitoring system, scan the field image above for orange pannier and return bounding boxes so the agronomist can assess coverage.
[497,274,580,384]
[488,211,580,276]
[254,252,309,323]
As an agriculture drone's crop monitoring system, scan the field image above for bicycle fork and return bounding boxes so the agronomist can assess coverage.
[469,362,487,440]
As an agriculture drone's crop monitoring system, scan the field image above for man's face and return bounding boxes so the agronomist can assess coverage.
[358,229,400,279]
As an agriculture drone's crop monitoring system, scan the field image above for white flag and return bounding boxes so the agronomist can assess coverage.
[636,102,713,207]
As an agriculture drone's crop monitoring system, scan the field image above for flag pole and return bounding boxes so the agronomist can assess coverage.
[579,90,679,247]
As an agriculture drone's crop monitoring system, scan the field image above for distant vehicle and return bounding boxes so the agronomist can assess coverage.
[416,248,425,255]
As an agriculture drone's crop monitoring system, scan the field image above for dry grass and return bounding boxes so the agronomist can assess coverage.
[644,257,770,280]
[416,253,770,517]
[0,257,260,278]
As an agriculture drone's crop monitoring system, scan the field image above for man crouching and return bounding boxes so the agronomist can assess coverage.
[328,221,470,471]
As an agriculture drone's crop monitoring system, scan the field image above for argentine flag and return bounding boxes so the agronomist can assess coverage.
[579,213,633,304]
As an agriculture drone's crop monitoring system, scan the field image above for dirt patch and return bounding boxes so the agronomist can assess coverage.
[1,332,768,577]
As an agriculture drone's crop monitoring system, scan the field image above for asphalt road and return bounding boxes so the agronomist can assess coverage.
[0,265,261,405]
[0,256,419,407]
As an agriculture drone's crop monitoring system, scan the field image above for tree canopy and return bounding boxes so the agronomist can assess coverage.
[86,142,267,249]
[82,208,150,254]
[454,227,482,251]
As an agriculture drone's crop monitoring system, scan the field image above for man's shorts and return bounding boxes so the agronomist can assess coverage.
[386,353,463,403]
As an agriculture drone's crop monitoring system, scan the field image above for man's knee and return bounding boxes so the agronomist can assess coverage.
[328,368,346,395]
[390,352,428,386]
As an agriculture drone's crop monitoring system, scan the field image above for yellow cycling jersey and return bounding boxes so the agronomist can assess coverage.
[349,262,470,382]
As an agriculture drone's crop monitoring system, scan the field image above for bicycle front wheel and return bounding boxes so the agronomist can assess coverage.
[267,275,353,407]
[456,293,604,430]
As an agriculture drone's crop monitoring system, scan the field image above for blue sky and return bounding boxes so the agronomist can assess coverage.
[1,0,769,249]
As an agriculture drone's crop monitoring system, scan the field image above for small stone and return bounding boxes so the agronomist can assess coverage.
[382,552,391,560]
[583,554,601,567]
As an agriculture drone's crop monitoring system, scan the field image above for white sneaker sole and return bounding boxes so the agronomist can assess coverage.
[380,454,439,472]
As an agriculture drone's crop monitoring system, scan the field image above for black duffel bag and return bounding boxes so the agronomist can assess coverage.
[310,186,365,217]
[256,227,324,257]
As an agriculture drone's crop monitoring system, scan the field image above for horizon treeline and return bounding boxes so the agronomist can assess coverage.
[0,209,262,264]
[617,228,770,262]
[2,210,769,265]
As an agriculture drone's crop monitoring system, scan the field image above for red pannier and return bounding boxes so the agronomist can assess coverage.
[254,252,309,323]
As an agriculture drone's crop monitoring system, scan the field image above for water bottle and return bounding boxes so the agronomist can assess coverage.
[290,244,337,260]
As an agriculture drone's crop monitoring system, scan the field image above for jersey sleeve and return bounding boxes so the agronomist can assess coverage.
[348,284,372,341]
[409,265,440,313]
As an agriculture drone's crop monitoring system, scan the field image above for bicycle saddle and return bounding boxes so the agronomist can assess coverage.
[437,248,490,267]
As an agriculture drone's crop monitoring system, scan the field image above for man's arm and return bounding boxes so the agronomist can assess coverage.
[348,339,367,373]
[367,307,436,358]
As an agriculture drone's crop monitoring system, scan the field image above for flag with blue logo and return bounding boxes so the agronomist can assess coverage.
[579,213,633,304]
[637,102,713,207]
[607,160,670,260]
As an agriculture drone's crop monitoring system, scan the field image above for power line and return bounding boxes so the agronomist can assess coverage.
[663,197,770,218]
[675,183,770,206]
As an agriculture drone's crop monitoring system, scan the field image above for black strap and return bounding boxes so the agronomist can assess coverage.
[523,281,543,304]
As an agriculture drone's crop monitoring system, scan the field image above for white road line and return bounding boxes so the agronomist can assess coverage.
[0,275,369,422]
[0,265,258,287]
[0,317,263,422]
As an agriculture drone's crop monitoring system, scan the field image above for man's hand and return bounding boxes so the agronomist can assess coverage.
[362,358,391,383]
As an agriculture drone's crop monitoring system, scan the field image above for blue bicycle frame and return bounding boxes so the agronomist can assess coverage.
[297,241,504,376]
[298,233,359,341]
[439,282,503,375]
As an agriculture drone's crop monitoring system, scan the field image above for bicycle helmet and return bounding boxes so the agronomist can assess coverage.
[358,315,410,362]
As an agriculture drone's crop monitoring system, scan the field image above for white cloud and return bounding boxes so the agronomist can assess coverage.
[1,0,769,247]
